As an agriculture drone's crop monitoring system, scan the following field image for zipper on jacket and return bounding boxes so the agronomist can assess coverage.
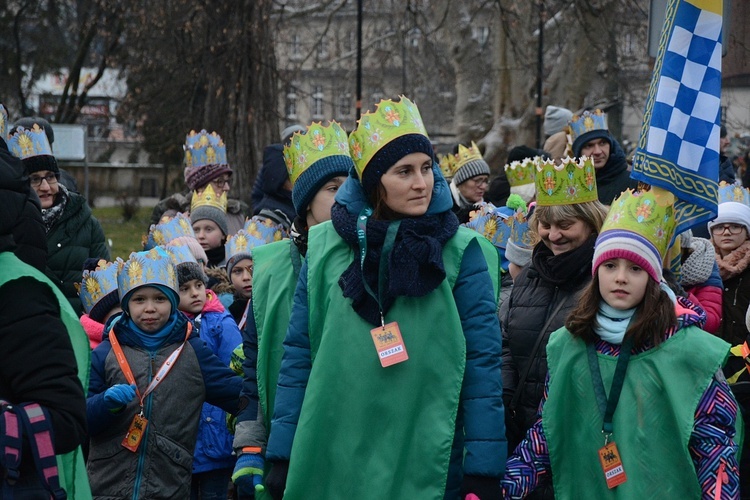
[713,459,727,499]
[733,278,742,306]
[132,350,156,500]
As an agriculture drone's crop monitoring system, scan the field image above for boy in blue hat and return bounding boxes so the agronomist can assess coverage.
[86,248,242,499]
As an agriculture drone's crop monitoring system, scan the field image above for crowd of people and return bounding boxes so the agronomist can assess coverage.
[2,96,750,500]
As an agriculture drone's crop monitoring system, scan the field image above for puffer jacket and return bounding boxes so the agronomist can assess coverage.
[501,238,594,452]
[192,293,243,473]
[86,314,242,499]
[45,191,109,316]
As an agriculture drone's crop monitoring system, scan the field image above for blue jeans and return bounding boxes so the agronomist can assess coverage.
[191,468,233,500]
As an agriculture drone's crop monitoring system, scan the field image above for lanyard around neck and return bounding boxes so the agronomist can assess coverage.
[109,322,192,408]
[586,334,634,440]
[357,207,401,327]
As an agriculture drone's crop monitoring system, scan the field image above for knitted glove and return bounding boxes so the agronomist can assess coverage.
[232,453,265,498]
[103,384,137,411]
[460,475,502,500]
[264,460,290,500]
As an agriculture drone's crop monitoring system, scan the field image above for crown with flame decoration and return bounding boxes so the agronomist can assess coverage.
[510,207,534,249]
[190,183,227,213]
[164,244,198,266]
[283,121,351,183]
[534,156,598,206]
[116,247,178,302]
[348,96,428,179]
[454,142,483,171]
[438,153,455,179]
[504,157,537,187]
[599,188,677,263]
[568,109,608,145]
[184,130,227,168]
[7,124,53,160]
[225,218,287,263]
[76,260,119,315]
[0,104,7,140]
[463,202,514,249]
[144,213,196,250]
[718,181,750,206]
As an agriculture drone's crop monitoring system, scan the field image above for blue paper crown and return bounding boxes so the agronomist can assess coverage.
[77,260,118,314]
[116,248,178,301]
[164,244,198,266]
[184,130,227,168]
[145,213,196,249]
[0,104,7,140]
[568,110,608,145]
[7,124,53,160]
[509,210,534,249]
[718,181,750,206]
[225,217,288,262]
[463,202,514,249]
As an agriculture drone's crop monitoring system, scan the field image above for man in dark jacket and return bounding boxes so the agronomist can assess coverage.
[719,125,736,184]
[570,109,637,205]
[0,135,88,497]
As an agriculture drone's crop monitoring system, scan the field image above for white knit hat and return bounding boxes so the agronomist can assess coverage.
[707,202,750,236]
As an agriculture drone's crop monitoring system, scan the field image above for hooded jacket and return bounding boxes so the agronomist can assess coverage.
[251,144,296,222]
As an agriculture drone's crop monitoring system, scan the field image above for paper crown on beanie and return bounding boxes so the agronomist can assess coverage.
[534,156,597,206]
[144,213,196,250]
[7,124,53,160]
[191,183,227,213]
[454,142,483,171]
[0,104,7,140]
[164,243,198,266]
[568,110,608,145]
[463,202,514,249]
[594,188,677,282]
[718,181,750,206]
[348,95,428,179]
[76,259,119,316]
[438,153,455,179]
[184,130,227,168]
[452,141,491,185]
[504,157,537,187]
[116,248,178,301]
[283,121,354,213]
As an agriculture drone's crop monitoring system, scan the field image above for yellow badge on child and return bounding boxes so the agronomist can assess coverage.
[122,413,148,452]
[370,321,408,367]
[598,441,627,489]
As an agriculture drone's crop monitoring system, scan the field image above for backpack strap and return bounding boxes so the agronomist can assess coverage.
[1,400,23,498]
[1,401,67,500]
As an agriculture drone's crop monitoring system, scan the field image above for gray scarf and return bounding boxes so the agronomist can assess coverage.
[40,184,68,233]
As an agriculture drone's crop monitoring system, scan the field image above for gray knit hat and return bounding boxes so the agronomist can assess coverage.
[453,142,490,186]
[544,106,573,136]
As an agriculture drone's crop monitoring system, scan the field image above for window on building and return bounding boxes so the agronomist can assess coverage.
[624,33,634,56]
[407,28,421,48]
[347,30,356,53]
[338,93,351,117]
[312,85,324,117]
[291,34,301,59]
[472,26,489,47]
[286,87,298,119]
[317,36,328,59]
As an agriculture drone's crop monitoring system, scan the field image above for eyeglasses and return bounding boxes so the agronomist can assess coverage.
[210,176,231,189]
[29,173,59,187]
[469,177,489,187]
[711,223,746,235]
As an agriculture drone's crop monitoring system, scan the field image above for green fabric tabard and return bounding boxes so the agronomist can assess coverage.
[283,222,489,499]
[0,252,92,500]
[543,325,730,499]
[252,239,299,425]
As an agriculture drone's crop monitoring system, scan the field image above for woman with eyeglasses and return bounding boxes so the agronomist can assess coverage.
[7,123,109,317]
[448,142,491,222]
[708,201,750,345]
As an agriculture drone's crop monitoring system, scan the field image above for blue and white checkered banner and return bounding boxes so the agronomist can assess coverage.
[632,0,723,236]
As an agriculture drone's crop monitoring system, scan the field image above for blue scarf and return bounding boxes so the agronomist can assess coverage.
[595,301,636,345]
[119,285,184,350]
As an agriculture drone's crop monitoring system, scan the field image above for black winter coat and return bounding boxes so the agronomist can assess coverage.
[501,238,595,450]
[595,139,637,205]
[45,191,109,316]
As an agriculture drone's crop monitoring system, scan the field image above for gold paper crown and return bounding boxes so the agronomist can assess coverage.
[283,121,351,184]
[504,157,537,187]
[534,156,598,206]
[599,188,677,261]
[438,153,456,179]
[190,183,227,213]
[454,142,484,172]
[348,95,428,179]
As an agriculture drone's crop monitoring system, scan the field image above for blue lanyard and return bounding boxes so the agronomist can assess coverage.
[587,335,634,441]
[356,207,401,327]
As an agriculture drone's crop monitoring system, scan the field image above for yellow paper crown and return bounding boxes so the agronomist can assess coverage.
[348,95,428,179]
[534,156,598,206]
[283,121,351,184]
[504,157,537,187]
[438,153,456,179]
[190,183,227,213]
[599,188,677,261]
[454,141,484,172]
